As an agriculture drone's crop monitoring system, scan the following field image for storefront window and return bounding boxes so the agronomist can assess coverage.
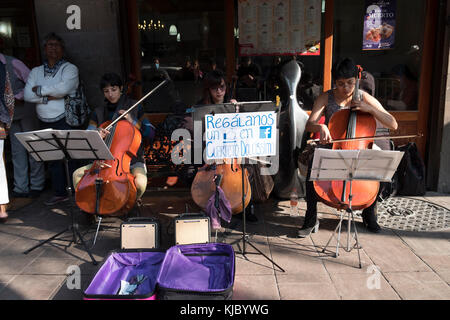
[0,0,39,68]
[137,0,226,113]
[235,0,326,110]
[333,0,425,111]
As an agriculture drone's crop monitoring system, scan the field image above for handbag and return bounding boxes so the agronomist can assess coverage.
[64,80,90,128]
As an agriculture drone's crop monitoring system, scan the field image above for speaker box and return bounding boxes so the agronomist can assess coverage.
[120,218,160,249]
[175,214,210,245]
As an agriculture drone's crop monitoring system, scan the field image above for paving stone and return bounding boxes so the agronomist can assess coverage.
[21,258,80,275]
[329,273,400,300]
[393,230,450,255]
[384,271,450,300]
[356,229,433,272]
[233,275,280,300]
[0,275,66,300]
[277,281,341,300]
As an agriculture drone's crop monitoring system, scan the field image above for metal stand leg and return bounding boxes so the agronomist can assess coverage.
[321,179,362,269]
[237,162,285,273]
[91,216,103,249]
[321,208,362,269]
[23,157,98,265]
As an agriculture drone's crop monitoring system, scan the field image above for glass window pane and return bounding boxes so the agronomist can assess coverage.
[138,0,226,113]
[333,0,425,111]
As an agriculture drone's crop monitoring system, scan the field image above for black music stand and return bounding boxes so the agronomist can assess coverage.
[192,102,285,272]
[15,129,114,265]
[310,148,404,268]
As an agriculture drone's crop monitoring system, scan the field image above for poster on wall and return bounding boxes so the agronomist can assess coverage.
[238,0,321,56]
[362,0,396,50]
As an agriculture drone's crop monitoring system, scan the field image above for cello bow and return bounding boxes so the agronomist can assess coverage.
[104,79,168,131]
[307,133,422,145]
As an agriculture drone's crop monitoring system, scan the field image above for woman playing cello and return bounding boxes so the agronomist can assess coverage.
[72,73,153,214]
[299,58,398,237]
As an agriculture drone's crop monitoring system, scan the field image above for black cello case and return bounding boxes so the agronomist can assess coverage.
[273,60,309,199]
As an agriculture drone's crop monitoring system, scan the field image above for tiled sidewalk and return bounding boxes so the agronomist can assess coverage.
[0,189,449,300]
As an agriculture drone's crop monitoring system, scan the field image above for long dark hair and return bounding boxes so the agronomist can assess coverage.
[200,70,230,104]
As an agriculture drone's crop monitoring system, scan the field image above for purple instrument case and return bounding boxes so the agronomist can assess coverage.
[156,243,235,300]
[83,250,165,300]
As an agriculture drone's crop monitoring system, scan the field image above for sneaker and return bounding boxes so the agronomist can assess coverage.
[44,195,69,206]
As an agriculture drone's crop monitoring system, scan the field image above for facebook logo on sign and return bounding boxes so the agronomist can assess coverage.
[259,126,272,139]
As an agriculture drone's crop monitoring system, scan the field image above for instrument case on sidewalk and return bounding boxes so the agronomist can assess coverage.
[84,217,163,300]
[156,243,235,300]
[120,217,160,250]
[174,213,210,245]
[83,250,166,300]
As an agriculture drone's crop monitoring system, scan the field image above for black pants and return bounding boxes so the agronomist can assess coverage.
[40,118,78,197]
[303,159,377,228]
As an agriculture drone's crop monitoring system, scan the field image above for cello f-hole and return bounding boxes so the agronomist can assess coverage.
[114,158,122,176]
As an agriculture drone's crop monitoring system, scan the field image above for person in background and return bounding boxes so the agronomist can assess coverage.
[24,32,79,206]
[148,57,170,81]
[178,59,195,81]
[391,64,418,110]
[0,57,15,222]
[237,56,261,88]
[0,52,45,201]
[265,56,283,101]
[298,72,321,110]
[192,59,203,83]
[207,58,218,73]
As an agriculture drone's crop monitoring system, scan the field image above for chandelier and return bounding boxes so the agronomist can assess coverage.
[138,20,165,31]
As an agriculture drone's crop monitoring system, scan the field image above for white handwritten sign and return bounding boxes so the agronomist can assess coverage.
[205,111,277,160]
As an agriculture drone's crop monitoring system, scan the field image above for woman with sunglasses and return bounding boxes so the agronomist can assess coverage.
[198,70,236,105]
[298,57,398,237]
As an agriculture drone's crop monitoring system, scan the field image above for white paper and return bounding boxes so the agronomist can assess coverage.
[238,0,321,56]
[15,129,114,162]
[310,148,404,182]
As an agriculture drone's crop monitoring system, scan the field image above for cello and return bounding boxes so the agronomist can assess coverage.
[190,104,252,215]
[75,80,168,216]
[191,159,252,215]
[313,66,379,210]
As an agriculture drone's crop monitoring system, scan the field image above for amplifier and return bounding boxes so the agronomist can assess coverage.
[120,217,160,249]
[175,213,210,245]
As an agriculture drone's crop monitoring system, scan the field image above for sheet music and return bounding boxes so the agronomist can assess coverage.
[15,129,114,162]
[310,149,404,182]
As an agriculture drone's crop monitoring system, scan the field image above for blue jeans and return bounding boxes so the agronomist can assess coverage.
[39,118,78,197]
[9,119,45,194]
